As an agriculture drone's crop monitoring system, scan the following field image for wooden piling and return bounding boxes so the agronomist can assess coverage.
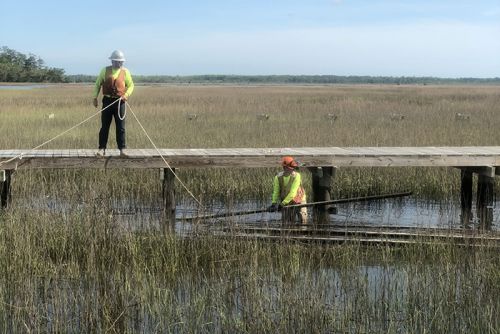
[161,168,176,232]
[460,169,473,226]
[477,174,494,229]
[309,167,335,224]
[1,170,13,209]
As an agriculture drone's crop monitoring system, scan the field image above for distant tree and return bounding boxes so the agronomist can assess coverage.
[65,72,500,86]
[0,46,66,83]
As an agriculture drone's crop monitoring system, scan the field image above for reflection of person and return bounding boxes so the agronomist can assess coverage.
[268,156,308,224]
[93,50,134,157]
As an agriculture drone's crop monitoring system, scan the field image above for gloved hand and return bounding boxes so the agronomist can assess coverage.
[278,203,284,211]
[268,203,282,212]
[93,98,98,108]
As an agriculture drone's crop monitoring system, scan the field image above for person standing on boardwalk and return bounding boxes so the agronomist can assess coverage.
[93,50,134,157]
[269,156,308,224]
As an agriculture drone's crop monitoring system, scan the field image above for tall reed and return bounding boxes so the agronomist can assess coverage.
[0,84,499,332]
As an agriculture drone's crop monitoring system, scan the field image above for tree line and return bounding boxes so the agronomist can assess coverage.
[67,74,500,85]
[1,47,499,85]
[0,46,66,82]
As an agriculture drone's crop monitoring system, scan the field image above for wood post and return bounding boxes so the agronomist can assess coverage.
[460,169,473,226]
[1,170,13,209]
[309,166,335,224]
[477,174,494,229]
[161,168,176,232]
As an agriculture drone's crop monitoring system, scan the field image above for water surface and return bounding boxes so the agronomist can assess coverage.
[0,84,51,90]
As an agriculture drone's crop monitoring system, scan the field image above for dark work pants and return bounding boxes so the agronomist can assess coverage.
[99,96,126,150]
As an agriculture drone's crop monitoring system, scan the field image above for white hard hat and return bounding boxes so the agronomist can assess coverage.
[109,50,126,61]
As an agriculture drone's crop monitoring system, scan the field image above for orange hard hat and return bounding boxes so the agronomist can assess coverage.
[282,156,298,168]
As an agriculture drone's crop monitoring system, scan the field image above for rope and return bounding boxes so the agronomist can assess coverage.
[0,97,203,209]
[125,101,204,207]
[0,99,121,169]
[117,97,126,121]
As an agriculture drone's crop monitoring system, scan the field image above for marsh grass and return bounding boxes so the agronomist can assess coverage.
[1,84,500,332]
[2,84,500,199]
[0,208,499,332]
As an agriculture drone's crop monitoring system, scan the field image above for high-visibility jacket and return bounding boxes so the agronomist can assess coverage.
[93,66,134,99]
[272,171,306,205]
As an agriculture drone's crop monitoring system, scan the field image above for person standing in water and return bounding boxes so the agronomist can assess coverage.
[269,156,308,224]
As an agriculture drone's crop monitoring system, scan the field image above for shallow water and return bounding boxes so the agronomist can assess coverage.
[4,196,499,332]
[1,257,493,333]
[175,198,500,231]
[0,84,51,90]
[18,196,500,232]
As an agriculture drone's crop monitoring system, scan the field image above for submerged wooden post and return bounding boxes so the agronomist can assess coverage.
[460,169,473,226]
[161,168,176,232]
[309,167,335,224]
[1,170,13,209]
[477,172,494,229]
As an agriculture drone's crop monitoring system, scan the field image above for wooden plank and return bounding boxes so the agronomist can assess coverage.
[314,147,353,155]
[82,149,95,157]
[342,147,371,155]
[134,149,146,157]
[426,147,462,155]
[3,150,15,157]
[456,147,496,155]
[306,147,335,156]
[143,149,157,157]
[400,147,437,155]
[2,147,500,169]
[239,148,266,155]
[357,147,389,155]
[481,147,500,154]
[226,234,500,247]
[227,226,500,241]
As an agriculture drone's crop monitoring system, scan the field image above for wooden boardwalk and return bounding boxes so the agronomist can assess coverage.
[1,146,499,229]
[217,224,500,247]
[2,146,500,169]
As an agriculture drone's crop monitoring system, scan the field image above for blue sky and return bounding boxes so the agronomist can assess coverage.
[1,0,499,77]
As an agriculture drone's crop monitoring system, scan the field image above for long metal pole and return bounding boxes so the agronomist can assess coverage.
[184,191,412,221]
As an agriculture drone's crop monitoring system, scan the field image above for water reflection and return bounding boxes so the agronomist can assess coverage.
[174,198,499,231]
[16,196,500,232]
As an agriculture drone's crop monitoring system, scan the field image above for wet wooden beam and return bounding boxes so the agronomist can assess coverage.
[1,170,13,209]
[224,225,500,242]
[161,168,176,232]
[477,174,494,229]
[309,167,335,224]
[457,166,495,178]
[460,169,473,226]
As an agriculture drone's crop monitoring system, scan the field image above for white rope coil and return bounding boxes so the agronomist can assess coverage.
[118,97,126,121]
